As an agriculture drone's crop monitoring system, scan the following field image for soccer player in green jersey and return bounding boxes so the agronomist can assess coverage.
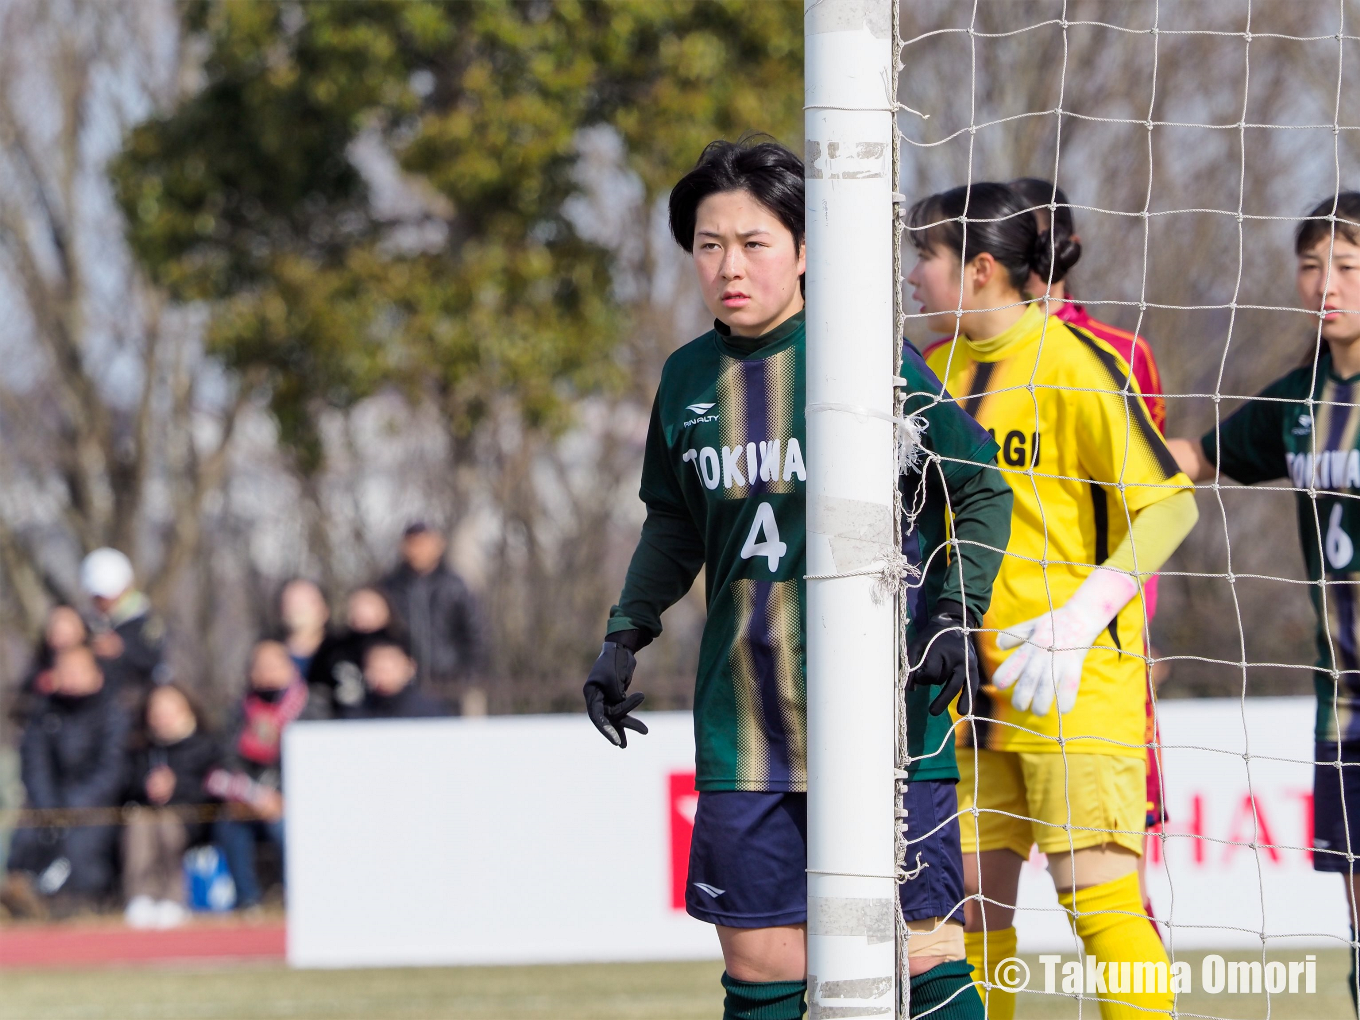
[1169,192,1360,1014]
[582,137,1012,1020]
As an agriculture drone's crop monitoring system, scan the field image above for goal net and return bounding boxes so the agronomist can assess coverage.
[888,1,1360,1017]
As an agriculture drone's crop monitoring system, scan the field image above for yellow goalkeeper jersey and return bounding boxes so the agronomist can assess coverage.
[924,304,1192,758]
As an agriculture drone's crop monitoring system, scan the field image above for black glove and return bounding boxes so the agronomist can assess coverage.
[584,637,648,748]
[908,600,980,716]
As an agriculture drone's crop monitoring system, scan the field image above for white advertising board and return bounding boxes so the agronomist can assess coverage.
[285,699,1347,968]
[1015,697,1350,952]
[284,713,713,968]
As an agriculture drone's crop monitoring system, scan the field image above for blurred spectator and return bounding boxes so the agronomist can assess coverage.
[278,578,330,679]
[80,548,166,700]
[1,646,131,918]
[122,684,221,929]
[206,638,321,909]
[8,606,88,729]
[381,522,486,713]
[339,635,449,720]
[308,587,403,714]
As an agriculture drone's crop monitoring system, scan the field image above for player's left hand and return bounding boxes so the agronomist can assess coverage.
[907,600,979,716]
[992,567,1140,716]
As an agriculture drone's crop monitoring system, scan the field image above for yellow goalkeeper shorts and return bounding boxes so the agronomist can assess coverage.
[956,748,1147,858]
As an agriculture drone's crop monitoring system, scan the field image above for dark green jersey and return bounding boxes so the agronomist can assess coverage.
[610,313,1010,790]
[1202,350,1360,743]
[611,312,808,791]
[900,341,1010,780]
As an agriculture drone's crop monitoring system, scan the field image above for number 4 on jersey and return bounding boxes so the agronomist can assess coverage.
[740,502,788,572]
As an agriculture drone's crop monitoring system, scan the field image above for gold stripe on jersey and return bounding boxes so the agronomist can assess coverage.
[729,579,768,788]
[764,347,798,495]
[718,356,751,500]
[927,304,1192,759]
[1316,378,1360,742]
[767,579,807,788]
[1317,378,1360,467]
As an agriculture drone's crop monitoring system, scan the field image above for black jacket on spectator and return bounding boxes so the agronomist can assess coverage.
[8,648,56,730]
[9,686,132,894]
[22,687,131,811]
[308,627,400,714]
[380,564,484,687]
[339,684,449,721]
[127,730,222,843]
[98,603,166,695]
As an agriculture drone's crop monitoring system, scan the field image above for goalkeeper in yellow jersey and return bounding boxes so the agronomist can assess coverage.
[909,182,1199,1020]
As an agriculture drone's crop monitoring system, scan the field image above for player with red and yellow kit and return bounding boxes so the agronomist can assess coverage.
[910,181,1197,1020]
[1010,177,1171,929]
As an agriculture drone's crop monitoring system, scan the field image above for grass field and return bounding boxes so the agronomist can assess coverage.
[0,951,1352,1020]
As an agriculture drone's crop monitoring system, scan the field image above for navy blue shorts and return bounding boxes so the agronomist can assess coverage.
[1313,741,1360,873]
[687,791,808,927]
[686,781,966,928]
[899,778,967,925]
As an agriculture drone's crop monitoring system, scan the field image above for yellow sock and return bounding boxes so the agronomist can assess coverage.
[963,926,1017,1020]
[1058,872,1173,1019]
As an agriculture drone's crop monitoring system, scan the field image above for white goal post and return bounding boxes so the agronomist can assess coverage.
[803,1,901,1017]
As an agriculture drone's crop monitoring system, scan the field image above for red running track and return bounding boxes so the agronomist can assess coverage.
[0,920,286,968]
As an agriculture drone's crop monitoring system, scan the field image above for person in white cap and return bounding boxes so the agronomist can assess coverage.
[79,548,166,698]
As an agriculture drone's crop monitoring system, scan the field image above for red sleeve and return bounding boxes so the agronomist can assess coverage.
[1078,317,1167,435]
[1129,335,1166,433]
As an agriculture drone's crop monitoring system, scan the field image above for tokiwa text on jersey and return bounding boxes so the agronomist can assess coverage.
[614,312,810,793]
[1205,352,1360,742]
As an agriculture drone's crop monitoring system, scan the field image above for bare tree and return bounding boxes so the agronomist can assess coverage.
[0,0,248,694]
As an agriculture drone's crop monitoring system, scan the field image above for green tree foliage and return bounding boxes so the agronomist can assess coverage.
[111,0,801,473]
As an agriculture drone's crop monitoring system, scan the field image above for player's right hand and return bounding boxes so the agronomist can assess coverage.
[584,640,648,748]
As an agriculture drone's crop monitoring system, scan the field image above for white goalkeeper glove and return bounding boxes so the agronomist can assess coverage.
[991,567,1139,716]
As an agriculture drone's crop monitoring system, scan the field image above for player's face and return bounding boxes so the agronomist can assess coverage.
[692,189,805,338]
[906,245,964,335]
[1298,236,1360,347]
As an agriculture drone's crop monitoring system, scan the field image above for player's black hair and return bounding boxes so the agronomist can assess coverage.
[1296,192,1360,255]
[907,181,1079,292]
[668,135,805,257]
[1008,178,1083,284]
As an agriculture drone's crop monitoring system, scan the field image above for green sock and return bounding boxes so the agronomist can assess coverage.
[909,960,984,1020]
[720,972,807,1020]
